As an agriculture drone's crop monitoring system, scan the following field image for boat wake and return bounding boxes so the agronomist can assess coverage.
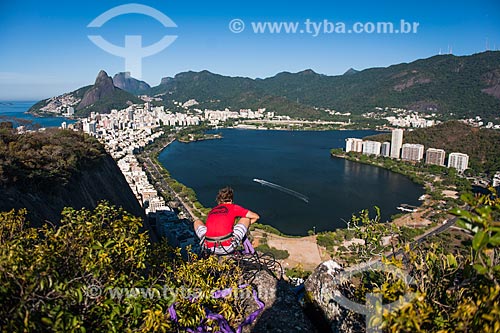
[253,178,309,203]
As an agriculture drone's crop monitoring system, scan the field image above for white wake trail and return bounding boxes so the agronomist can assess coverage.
[253,178,309,203]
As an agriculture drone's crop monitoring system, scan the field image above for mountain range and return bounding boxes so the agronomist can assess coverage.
[29,51,500,120]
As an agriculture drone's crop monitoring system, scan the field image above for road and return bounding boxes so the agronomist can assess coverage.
[139,144,199,221]
[344,216,460,273]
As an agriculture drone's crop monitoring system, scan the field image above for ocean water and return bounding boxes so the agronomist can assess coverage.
[0,101,76,128]
[159,129,424,235]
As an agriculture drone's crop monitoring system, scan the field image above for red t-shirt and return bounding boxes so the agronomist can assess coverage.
[205,203,249,244]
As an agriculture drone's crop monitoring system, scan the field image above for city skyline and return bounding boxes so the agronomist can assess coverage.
[1,0,500,100]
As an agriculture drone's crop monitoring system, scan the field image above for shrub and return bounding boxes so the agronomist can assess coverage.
[345,191,500,332]
[0,202,244,332]
[255,244,290,259]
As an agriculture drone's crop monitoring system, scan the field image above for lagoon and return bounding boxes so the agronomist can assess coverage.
[159,129,424,236]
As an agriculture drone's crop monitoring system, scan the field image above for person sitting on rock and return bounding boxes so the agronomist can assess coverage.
[194,186,259,255]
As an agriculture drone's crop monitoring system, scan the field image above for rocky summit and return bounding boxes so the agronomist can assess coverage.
[112,72,151,95]
[77,70,117,110]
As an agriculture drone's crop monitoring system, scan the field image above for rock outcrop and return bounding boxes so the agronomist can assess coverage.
[113,72,151,95]
[242,270,316,333]
[0,154,145,227]
[77,70,117,110]
[343,68,359,76]
[304,261,364,333]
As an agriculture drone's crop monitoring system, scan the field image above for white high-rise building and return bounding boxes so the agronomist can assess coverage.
[390,129,404,159]
[362,140,382,156]
[345,138,363,153]
[425,148,446,166]
[448,153,469,172]
[401,144,425,162]
[381,142,391,157]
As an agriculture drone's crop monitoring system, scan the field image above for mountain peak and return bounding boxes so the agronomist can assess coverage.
[96,70,110,81]
[113,72,151,94]
[160,77,172,85]
[77,71,116,110]
[343,68,359,75]
[298,69,318,75]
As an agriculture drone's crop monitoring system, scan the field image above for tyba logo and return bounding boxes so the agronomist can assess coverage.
[87,4,177,79]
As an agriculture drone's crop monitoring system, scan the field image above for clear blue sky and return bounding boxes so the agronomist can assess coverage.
[1,0,499,100]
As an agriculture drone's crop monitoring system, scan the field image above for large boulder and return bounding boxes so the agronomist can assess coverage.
[304,261,364,333]
[243,270,316,333]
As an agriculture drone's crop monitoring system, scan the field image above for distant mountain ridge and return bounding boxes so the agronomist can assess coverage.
[143,51,500,120]
[29,51,500,120]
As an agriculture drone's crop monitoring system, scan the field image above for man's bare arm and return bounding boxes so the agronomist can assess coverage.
[245,211,260,224]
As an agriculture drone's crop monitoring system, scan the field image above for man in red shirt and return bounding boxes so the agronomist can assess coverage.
[194,186,260,255]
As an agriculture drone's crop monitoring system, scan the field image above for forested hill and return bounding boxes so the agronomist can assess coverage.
[364,121,500,173]
[0,123,144,225]
[148,51,500,120]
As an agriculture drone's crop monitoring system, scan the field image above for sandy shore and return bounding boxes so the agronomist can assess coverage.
[252,229,327,271]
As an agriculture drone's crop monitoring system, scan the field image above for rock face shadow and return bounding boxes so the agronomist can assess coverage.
[242,270,316,333]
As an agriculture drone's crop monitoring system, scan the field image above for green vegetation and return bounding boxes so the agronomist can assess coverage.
[0,202,246,332]
[150,71,328,120]
[285,264,312,280]
[0,124,105,190]
[316,207,426,265]
[339,191,500,332]
[74,88,142,117]
[254,244,290,260]
[364,121,500,174]
[175,123,219,143]
[27,85,89,116]
[250,223,286,236]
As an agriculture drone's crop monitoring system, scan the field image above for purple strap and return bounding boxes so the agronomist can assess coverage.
[207,310,234,333]
[236,289,264,333]
[212,284,248,299]
[242,238,255,254]
[169,284,265,333]
[168,303,177,321]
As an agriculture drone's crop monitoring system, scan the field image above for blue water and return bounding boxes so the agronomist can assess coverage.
[159,129,424,235]
[0,101,76,128]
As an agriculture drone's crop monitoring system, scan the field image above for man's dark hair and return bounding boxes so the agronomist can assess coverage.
[216,186,234,204]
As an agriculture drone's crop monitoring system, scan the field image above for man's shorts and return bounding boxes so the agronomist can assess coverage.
[195,223,248,255]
